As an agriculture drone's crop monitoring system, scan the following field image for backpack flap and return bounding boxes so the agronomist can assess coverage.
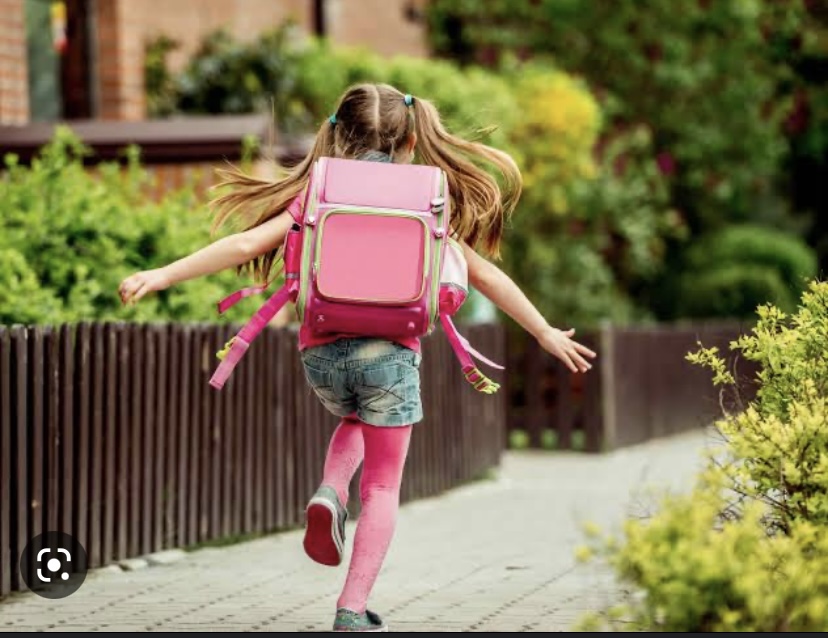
[322,157,440,212]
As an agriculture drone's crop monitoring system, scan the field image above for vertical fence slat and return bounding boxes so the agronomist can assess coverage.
[286,330,299,527]
[220,324,234,539]
[263,328,275,531]
[276,329,292,529]
[11,327,29,592]
[142,325,156,555]
[102,324,117,564]
[254,333,266,534]
[175,326,190,548]
[0,328,11,598]
[186,328,201,546]
[154,325,168,553]
[88,324,104,567]
[582,332,603,453]
[243,337,255,533]
[201,328,213,543]
[28,327,44,585]
[232,329,245,535]
[45,328,59,538]
[206,327,220,541]
[198,328,211,543]
[115,323,130,560]
[59,326,74,551]
[164,325,181,549]
[129,325,145,557]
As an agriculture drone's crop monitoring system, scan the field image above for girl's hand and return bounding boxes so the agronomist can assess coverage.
[537,327,596,373]
[119,268,171,306]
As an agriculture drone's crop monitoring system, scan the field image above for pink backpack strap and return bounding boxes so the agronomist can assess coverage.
[439,314,503,394]
[216,285,267,314]
[287,194,303,222]
[211,191,308,390]
[210,282,295,390]
[216,193,305,315]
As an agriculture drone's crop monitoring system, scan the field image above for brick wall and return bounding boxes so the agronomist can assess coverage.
[0,0,431,125]
[93,0,429,121]
[327,0,429,58]
[94,0,311,121]
[0,0,29,125]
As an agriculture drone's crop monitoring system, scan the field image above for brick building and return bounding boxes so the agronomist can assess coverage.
[0,0,430,127]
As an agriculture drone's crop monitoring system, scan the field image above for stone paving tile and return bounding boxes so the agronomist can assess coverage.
[0,429,716,632]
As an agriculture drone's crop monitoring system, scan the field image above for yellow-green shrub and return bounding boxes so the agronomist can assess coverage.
[504,62,676,326]
[510,65,601,213]
[578,280,828,631]
[580,493,828,632]
[688,280,828,533]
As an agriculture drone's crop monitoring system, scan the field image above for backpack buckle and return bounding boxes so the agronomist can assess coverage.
[430,197,445,214]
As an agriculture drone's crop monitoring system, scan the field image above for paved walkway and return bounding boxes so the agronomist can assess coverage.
[1,429,716,632]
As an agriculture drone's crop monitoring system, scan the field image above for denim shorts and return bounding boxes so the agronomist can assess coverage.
[300,338,423,427]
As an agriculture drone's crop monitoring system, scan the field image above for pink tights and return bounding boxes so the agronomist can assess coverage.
[319,416,412,613]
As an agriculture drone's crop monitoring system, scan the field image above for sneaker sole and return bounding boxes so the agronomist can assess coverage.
[304,498,343,567]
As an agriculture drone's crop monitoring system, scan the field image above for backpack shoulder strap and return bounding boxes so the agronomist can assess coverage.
[210,187,310,389]
[440,314,503,394]
[210,284,294,390]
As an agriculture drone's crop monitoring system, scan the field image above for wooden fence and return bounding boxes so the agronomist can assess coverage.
[0,322,507,599]
[506,321,757,452]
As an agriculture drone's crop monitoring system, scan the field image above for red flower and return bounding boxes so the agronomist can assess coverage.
[656,152,676,176]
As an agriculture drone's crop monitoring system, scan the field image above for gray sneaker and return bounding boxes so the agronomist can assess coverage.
[303,485,348,566]
[333,608,388,632]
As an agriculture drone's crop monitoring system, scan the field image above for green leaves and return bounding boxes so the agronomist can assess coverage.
[0,127,257,326]
[428,0,815,322]
[677,225,817,319]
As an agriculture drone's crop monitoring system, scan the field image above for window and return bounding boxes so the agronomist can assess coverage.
[25,0,94,121]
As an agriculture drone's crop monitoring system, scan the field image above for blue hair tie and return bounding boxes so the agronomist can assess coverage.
[404,94,414,107]
[329,114,337,125]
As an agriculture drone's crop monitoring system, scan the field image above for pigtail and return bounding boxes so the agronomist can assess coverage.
[410,97,522,259]
[209,118,337,283]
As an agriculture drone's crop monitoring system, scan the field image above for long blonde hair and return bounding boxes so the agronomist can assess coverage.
[210,83,522,284]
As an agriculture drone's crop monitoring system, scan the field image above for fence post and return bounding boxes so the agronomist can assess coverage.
[598,321,617,452]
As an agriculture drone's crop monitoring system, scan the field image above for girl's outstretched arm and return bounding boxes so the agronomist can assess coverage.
[119,210,295,305]
[462,243,597,373]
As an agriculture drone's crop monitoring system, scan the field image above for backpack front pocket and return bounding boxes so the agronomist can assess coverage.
[314,209,430,305]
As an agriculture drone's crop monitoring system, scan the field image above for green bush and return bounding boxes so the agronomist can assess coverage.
[146,24,308,133]
[427,0,795,229]
[677,225,817,319]
[690,281,828,532]
[579,494,828,632]
[0,127,257,326]
[578,280,828,631]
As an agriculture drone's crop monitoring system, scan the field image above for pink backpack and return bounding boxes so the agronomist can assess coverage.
[209,157,503,393]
